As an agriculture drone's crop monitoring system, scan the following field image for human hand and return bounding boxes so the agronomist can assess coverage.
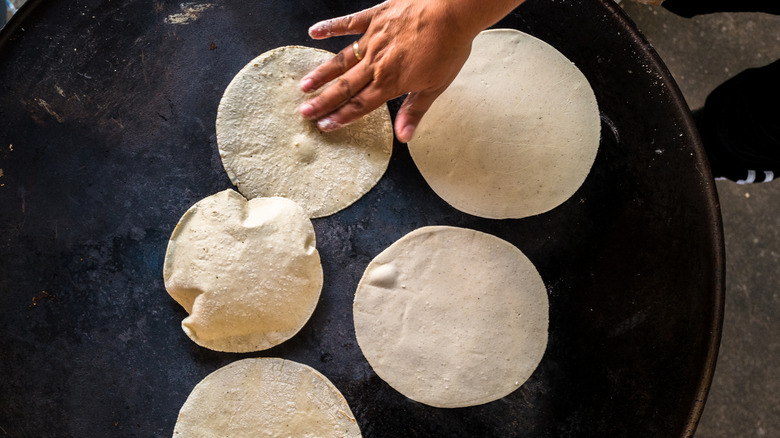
[298,0,478,143]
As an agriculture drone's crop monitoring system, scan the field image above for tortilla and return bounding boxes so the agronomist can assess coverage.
[216,45,393,219]
[173,358,361,437]
[408,29,600,219]
[163,189,322,353]
[353,226,548,408]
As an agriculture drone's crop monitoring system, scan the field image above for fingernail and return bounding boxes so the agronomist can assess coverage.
[399,124,416,143]
[299,103,315,118]
[307,24,319,38]
[300,77,315,92]
[317,117,342,132]
[308,22,331,39]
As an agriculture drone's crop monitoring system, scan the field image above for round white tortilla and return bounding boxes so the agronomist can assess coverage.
[353,226,548,408]
[173,358,361,437]
[216,45,393,219]
[408,29,600,219]
[163,189,322,353]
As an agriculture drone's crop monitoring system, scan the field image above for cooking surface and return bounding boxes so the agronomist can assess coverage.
[0,0,723,436]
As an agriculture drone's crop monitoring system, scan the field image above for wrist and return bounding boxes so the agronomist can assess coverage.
[444,0,526,37]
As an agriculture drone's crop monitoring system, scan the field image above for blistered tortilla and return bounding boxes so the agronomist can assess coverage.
[163,189,322,353]
[216,45,393,219]
[173,358,361,437]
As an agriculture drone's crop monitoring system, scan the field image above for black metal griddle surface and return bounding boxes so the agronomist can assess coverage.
[0,0,723,436]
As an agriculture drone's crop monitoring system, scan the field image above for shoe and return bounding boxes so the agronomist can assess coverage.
[693,109,779,184]
[716,170,775,184]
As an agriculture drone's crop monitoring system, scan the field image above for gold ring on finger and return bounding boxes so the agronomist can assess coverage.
[352,41,364,61]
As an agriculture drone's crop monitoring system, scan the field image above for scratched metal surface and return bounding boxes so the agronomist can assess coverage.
[0,0,723,436]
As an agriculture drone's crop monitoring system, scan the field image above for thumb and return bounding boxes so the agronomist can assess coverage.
[395,89,442,143]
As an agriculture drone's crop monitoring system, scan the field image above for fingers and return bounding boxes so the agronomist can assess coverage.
[308,85,443,142]
[300,61,374,123]
[394,89,443,143]
[313,84,387,132]
[301,74,444,141]
[300,37,366,94]
[308,3,382,39]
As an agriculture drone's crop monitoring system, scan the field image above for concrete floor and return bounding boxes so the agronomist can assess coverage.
[3,0,22,26]
[619,3,780,437]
